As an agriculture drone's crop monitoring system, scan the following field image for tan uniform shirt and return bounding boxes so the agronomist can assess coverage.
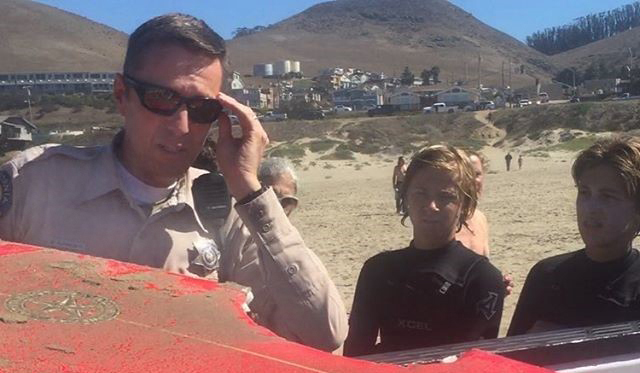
[0,143,347,351]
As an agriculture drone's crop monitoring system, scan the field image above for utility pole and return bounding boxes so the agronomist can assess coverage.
[464,61,468,85]
[477,55,482,89]
[508,58,512,89]
[23,86,33,123]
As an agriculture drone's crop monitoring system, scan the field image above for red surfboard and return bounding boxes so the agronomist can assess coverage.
[0,242,552,373]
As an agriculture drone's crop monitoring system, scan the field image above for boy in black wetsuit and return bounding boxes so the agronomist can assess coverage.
[508,136,640,336]
[344,145,505,357]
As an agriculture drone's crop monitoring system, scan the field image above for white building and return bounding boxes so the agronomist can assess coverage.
[386,89,421,111]
[290,61,301,74]
[274,60,292,76]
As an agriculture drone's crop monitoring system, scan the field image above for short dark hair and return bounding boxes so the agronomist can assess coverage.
[572,136,640,212]
[123,13,226,75]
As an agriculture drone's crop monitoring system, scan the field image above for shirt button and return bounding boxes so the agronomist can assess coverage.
[256,209,265,218]
[286,264,299,276]
[261,223,271,233]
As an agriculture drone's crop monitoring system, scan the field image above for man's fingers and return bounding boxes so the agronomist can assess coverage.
[217,92,260,134]
[217,110,232,143]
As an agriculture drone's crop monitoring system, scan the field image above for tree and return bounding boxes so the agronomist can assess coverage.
[400,66,415,86]
[430,66,441,83]
[420,69,432,85]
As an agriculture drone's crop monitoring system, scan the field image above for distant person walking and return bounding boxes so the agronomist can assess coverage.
[392,156,407,214]
[518,154,523,170]
[505,152,513,171]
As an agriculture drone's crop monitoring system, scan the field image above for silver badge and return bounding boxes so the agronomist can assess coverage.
[191,238,220,272]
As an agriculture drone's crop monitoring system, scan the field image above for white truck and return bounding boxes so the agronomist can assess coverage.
[259,111,288,122]
[422,102,457,114]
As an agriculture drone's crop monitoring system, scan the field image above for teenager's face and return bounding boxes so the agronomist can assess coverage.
[407,167,461,249]
[576,165,640,260]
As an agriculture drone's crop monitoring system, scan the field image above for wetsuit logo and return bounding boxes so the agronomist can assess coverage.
[477,292,499,320]
[397,319,432,331]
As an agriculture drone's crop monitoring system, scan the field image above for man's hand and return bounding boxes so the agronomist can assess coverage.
[216,93,269,200]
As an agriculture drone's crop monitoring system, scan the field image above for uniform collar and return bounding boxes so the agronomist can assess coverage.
[77,141,122,204]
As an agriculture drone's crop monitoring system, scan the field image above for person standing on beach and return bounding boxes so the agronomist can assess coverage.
[456,151,490,257]
[508,137,640,335]
[505,152,513,171]
[344,145,505,356]
[392,156,407,214]
[457,150,514,295]
[518,154,523,170]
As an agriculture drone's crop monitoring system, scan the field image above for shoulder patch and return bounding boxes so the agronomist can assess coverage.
[0,169,12,216]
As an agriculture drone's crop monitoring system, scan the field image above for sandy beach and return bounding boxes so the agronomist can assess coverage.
[290,146,585,336]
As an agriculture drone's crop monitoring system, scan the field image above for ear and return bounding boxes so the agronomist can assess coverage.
[113,73,128,116]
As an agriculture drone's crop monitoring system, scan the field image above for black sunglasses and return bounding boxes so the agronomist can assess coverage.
[123,74,223,124]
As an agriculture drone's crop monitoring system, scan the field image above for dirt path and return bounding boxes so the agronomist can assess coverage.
[474,110,506,146]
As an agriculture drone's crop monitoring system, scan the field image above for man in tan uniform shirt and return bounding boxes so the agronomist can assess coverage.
[0,14,347,351]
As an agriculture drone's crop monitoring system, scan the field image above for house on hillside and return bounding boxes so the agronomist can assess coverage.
[386,89,421,111]
[0,72,115,95]
[229,71,245,90]
[333,88,381,110]
[231,87,274,110]
[0,116,37,151]
[436,87,480,108]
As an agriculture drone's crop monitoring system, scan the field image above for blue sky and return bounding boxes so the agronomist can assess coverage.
[36,0,635,41]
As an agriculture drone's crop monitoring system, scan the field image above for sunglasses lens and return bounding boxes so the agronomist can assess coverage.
[141,88,181,114]
[188,99,223,124]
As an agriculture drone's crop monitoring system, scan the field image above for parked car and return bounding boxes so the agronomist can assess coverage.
[517,99,532,107]
[259,111,288,122]
[423,102,456,114]
[477,101,496,110]
[367,104,400,117]
[333,105,353,113]
[538,92,549,103]
[299,110,325,120]
[361,104,378,111]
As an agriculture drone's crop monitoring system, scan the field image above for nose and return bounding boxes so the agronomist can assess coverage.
[166,106,190,136]
[425,199,439,212]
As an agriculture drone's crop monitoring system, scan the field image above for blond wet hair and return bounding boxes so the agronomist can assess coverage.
[401,144,478,230]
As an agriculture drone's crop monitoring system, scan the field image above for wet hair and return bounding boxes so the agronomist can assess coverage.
[123,13,226,75]
[572,136,640,212]
[259,157,298,194]
[192,136,217,172]
[401,144,478,230]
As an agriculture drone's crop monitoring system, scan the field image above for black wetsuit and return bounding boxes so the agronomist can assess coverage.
[343,241,505,357]
[508,248,640,336]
